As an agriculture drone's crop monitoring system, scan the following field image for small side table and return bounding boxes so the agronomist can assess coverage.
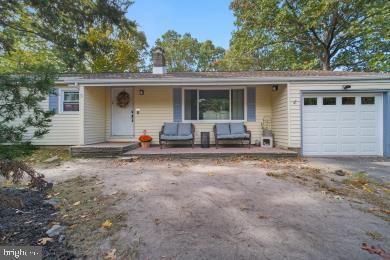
[261,136,273,148]
[201,132,210,148]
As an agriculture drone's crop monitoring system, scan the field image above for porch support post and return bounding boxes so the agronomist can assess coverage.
[79,84,85,145]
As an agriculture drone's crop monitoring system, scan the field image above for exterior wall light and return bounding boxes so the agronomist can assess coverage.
[272,85,279,92]
[343,85,351,90]
[139,89,144,95]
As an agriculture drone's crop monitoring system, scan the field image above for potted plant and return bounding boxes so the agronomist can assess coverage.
[261,116,272,137]
[138,130,153,148]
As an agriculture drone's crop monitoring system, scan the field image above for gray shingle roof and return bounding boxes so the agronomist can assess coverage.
[59,70,389,80]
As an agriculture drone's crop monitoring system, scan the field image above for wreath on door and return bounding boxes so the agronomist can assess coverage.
[116,91,130,108]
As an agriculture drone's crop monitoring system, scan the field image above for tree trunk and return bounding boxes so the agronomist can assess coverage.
[322,51,331,70]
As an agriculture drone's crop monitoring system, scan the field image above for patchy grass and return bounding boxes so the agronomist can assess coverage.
[342,172,372,187]
[266,171,288,179]
[25,148,71,164]
[365,230,384,241]
[50,176,137,259]
[264,164,390,221]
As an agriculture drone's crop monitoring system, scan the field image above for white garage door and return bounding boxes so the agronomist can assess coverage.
[302,94,383,156]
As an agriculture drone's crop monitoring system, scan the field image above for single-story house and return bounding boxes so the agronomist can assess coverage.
[32,48,390,156]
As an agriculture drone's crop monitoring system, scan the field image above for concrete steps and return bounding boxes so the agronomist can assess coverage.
[70,142,139,157]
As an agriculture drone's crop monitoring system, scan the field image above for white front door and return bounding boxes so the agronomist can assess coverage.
[302,93,383,156]
[111,88,134,136]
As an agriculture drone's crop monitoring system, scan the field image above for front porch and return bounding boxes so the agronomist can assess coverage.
[70,142,297,158]
[125,145,297,158]
[79,84,289,148]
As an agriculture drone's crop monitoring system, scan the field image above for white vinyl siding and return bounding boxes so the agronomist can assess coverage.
[31,85,80,145]
[288,82,390,148]
[133,86,173,144]
[84,86,106,144]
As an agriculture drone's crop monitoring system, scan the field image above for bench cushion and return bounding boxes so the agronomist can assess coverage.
[215,123,230,136]
[230,122,245,134]
[160,134,193,140]
[217,133,250,139]
[178,123,192,136]
[163,122,178,136]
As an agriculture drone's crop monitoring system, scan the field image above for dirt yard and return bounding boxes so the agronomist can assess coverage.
[37,157,389,260]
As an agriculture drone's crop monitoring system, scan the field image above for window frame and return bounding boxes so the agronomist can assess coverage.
[303,97,318,106]
[59,88,80,114]
[182,87,247,122]
[361,96,375,105]
[342,96,356,105]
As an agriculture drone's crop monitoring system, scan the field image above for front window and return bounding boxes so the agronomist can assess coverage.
[62,90,79,112]
[184,89,245,121]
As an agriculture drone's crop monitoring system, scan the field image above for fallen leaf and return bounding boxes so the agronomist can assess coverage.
[73,201,80,206]
[101,220,112,229]
[37,237,53,245]
[104,248,117,260]
[208,172,214,176]
[154,218,161,225]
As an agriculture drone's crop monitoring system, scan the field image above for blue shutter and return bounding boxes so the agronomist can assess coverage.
[384,91,390,156]
[49,88,58,114]
[173,88,182,122]
[247,87,256,122]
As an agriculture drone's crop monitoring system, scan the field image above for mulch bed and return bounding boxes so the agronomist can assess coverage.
[0,188,74,259]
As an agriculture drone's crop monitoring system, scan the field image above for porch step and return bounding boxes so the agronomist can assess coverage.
[70,142,139,158]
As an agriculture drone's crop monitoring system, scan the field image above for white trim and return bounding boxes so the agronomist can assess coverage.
[58,88,80,114]
[181,86,247,123]
[287,83,291,148]
[78,84,84,145]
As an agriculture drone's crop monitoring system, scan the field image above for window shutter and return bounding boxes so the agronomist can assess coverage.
[49,89,58,114]
[384,91,390,156]
[173,88,182,122]
[247,87,256,122]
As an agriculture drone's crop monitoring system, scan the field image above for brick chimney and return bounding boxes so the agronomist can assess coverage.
[152,47,167,74]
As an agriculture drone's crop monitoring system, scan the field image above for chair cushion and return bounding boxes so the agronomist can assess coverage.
[178,123,192,136]
[230,122,245,134]
[215,123,230,136]
[217,133,250,139]
[161,134,193,140]
[163,122,178,136]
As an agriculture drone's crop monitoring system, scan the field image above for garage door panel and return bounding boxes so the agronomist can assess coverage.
[304,127,321,136]
[341,128,357,136]
[323,144,338,153]
[303,94,382,156]
[360,111,376,120]
[321,127,338,136]
[304,144,321,153]
[360,127,376,136]
[321,112,338,121]
[360,143,378,153]
[304,112,321,121]
[341,144,359,153]
[340,112,358,120]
